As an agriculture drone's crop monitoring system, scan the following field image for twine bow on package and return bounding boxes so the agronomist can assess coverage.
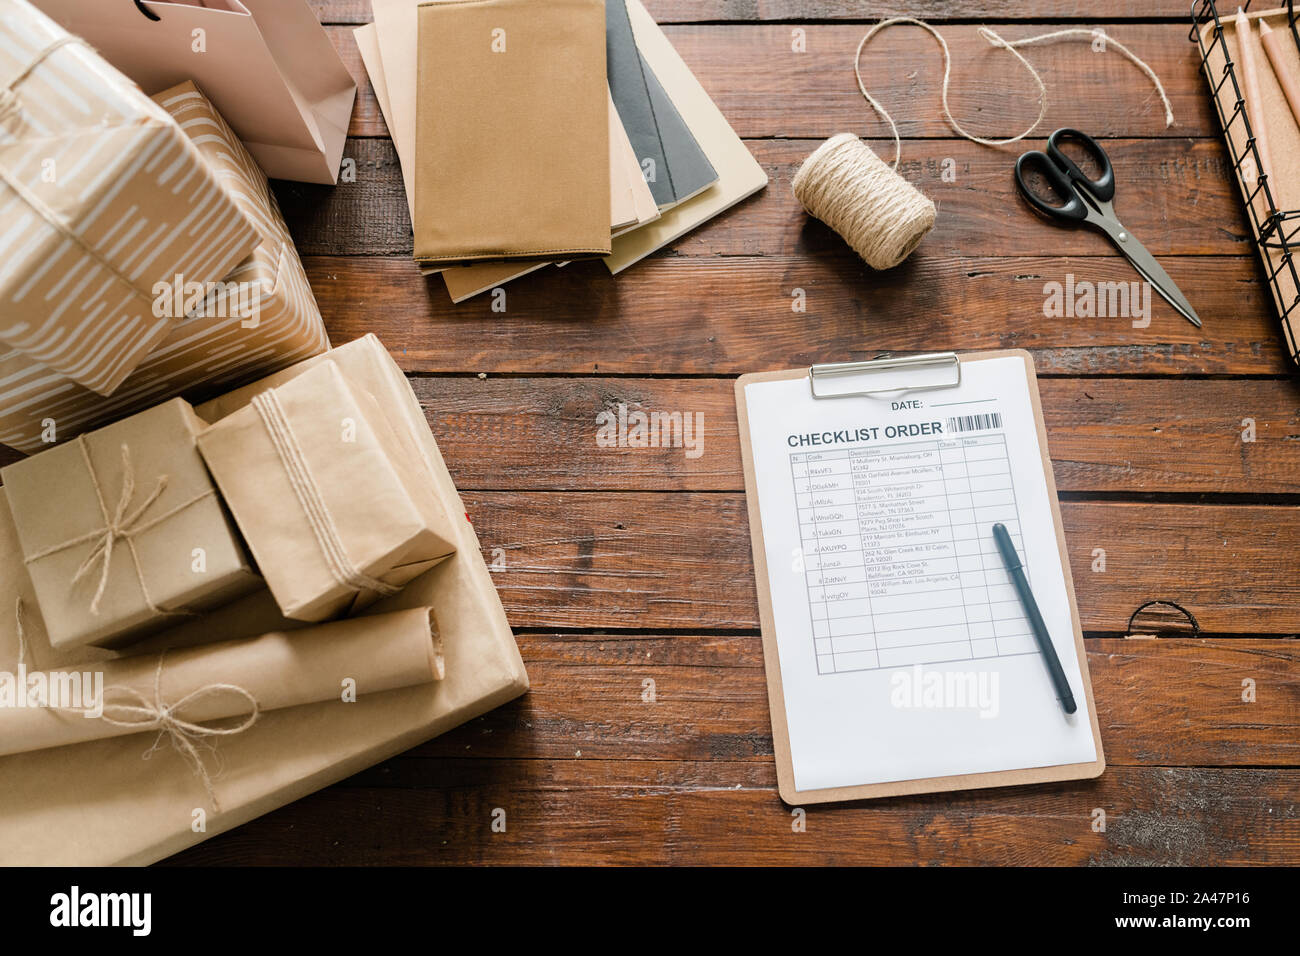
[0,399,261,651]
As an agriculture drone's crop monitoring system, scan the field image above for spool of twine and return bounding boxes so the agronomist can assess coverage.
[791,18,1176,272]
[791,133,936,270]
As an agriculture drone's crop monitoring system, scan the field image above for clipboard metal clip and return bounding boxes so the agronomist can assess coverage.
[808,352,961,401]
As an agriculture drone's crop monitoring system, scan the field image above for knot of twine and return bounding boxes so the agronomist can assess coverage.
[95,654,259,813]
[0,34,80,129]
[22,440,213,618]
[251,388,401,600]
[792,19,1176,271]
[12,600,256,812]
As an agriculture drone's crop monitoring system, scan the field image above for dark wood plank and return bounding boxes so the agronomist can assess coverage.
[388,635,1300,768]
[165,765,1300,865]
[311,1,1207,27]
[327,23,1216,140]
[279,138,1249,258]
[417,376,1300,494]
[462,493,1300,633]
[308,255,1290,376]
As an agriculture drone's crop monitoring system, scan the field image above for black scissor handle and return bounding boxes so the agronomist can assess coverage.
[1014,150,1089,222]
[1046,128,1115,203]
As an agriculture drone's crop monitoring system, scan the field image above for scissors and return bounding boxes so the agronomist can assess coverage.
[1014,128,1201,328]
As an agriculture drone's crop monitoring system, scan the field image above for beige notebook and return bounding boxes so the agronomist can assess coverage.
[442,92,658,303]
[413,0,610,266]
[605,0,767,273]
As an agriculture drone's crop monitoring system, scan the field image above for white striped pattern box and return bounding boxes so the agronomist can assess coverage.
[0,0,260,395]
[0,80,329,453]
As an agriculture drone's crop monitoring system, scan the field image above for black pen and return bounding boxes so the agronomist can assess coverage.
[991,522,1077,715]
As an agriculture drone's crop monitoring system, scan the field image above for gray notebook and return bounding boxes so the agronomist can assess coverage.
[606,0,717,208]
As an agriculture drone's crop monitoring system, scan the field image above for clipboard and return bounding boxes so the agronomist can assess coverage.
[735,350,1105,804]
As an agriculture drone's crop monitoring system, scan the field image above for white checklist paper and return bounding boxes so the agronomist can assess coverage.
[744,356,1097,793]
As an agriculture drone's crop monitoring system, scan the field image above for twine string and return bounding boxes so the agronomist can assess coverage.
[0,35,79,126]
[251,388,400,599]
[12,597,28,667]
[791,132,936,270]
[100,655,260,813]
[80,653,259,813]
[0,33,158,307]
[11,600,255,812]
[854,19,1176,169]
[22,440,213,617]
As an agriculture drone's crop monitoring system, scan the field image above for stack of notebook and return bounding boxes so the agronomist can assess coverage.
[356,0,767,302]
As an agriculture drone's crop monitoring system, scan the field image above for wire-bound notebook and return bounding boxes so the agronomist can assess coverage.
[736,351,1105,804]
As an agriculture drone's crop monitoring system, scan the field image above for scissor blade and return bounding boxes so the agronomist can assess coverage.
[1095,218,1202,328]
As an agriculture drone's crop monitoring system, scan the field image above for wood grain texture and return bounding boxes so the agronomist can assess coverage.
[413,376,1300,493]
[17,1,1296,866]
[278,138,1249,257]
[306,255,1290,376]
[311,0,1204,25]
[460,493,1300,633]
[6,375,1295,487]
[330,23,1218,140]
[164,765,1300,865]
[388,635,1300,768]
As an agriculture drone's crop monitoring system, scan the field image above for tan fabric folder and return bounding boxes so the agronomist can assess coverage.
[441,91,657,303]
[413,0,611,266]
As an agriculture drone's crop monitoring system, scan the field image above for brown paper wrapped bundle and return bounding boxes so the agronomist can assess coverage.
[0,336,528,864]
[198,360,457,621]
[1,398,262,651]
[0,605,443,759]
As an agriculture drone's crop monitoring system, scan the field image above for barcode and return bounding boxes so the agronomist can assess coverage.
[946,412,1003,433]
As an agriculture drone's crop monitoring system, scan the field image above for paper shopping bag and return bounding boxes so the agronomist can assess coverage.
[31,0,356,184]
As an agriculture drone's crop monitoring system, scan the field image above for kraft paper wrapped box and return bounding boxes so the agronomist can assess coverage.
[0,0,260,396]
[198,360,458,622]
[0,398,261,650]
[0,335,528,864]
[0,80,330,453]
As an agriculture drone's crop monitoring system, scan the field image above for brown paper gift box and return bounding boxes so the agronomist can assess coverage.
[0,80,329,454]
[0,0,259,395]
[198,359,458,622]
[0,398,261,650]
[0,335,528,864]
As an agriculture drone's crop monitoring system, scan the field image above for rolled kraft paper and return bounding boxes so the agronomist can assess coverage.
[0,606,444,757]
[791,132,936,270]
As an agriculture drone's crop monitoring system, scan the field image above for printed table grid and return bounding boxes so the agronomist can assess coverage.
[790,434,1033,675]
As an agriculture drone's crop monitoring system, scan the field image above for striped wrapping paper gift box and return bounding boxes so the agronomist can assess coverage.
[0,80,330,453]
[0,0,260,395]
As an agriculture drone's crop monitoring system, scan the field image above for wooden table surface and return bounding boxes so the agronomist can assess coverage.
[154,0,1300,863]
